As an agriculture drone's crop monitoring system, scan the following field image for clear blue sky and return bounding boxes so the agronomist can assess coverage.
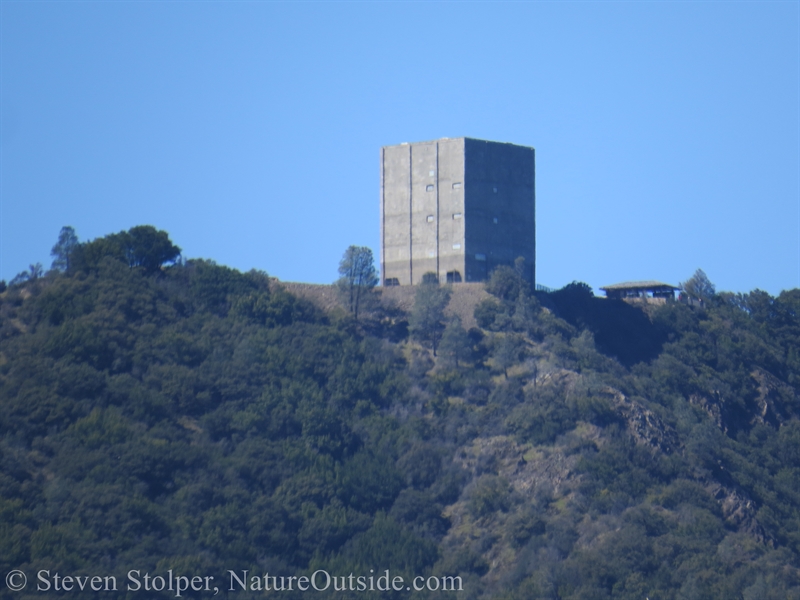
[2,1,798,296]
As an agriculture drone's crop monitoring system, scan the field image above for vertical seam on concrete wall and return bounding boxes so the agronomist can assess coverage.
[532,148,536,288]
[462,139,470,282]
[462,139,467,281]
[435,142,440,281]
[408,144,413,285]
[380,147,385,285]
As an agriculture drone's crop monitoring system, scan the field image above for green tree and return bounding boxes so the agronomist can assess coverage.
[511,289,540,332]
[439,315,471,368]
[9,263,44,286]
[124,225,182,272]
[681,268,716,300]
[493,332,524,379]
[486,260,530,304]
[474,297,505,330]
[409,273,451,356]
[50,226,79,272]
[337,246,378,320]
[72,225,181,273]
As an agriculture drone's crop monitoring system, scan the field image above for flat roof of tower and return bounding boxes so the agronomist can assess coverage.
[384,137,535,150]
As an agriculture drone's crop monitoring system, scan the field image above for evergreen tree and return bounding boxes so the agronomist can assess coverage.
[493,333,524,379]
[50,226,79,272]
[9,263,43,286]
[486,262,529,304]
[124,225,182,272]
[681,268,716,300]
[71,225,180,273]
[409,274,451,356]
[439,315,471,367]
[337,246,378,320]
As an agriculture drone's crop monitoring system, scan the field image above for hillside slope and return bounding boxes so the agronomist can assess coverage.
[1,230,800,599]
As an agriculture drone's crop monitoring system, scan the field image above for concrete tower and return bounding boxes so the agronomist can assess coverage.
[380,137,535,286]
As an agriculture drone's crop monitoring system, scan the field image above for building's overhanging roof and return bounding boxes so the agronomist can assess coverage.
[599,281,680,291]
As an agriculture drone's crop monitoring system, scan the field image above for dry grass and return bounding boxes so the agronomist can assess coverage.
[274,280,492,330]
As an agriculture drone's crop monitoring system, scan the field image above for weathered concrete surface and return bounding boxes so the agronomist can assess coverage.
[381,138,535,287]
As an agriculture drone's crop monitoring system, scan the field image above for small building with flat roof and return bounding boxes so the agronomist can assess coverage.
[600,281,680,300]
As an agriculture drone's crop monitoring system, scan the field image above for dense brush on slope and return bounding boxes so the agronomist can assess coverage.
[1,228,800,599]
